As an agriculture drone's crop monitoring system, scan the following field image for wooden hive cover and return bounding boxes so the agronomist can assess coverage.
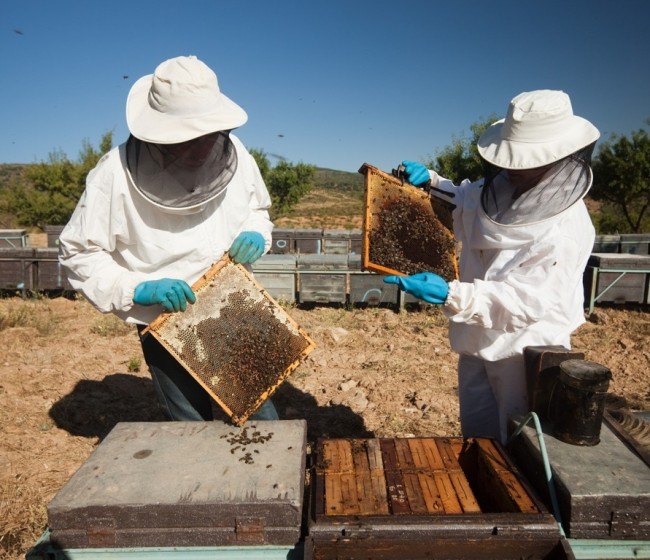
[509,418,650,540]
[143,255,316,425]
[359,163,458,280]
[47,421,308,549]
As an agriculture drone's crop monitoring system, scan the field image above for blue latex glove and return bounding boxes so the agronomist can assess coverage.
[133,278,196,312]
[229,231,266,264]
[402,160,431,187]
[383,272,449,304]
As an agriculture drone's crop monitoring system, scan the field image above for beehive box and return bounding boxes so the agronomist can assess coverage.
[619,233,650,255]
[509,419,650,540]
[297,254,348,304]
[0,228,27,248]
[294,229,323,254]
[46,420,308,549]
[34,248,75,291]
[359,163,458,280]
[270,228,295,254]
[349,229,363,255]
[143,256,315,425]
[586,253,650,304]
[323,230,351,255]
[306,437,573,560]
[592,234,620,253]
[43,224,66,248]
[0,248,35,290]
[349,272,398,306]
[347,255,398,306]
[251,254,297,303]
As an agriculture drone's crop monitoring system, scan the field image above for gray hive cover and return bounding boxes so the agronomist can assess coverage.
[47,420,307,549]
[509,419,650,539]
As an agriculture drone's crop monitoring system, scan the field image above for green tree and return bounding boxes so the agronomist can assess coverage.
[426,115,497,184]
[0,132,113,227]
[249,149,315,218]
[591,124,650,233]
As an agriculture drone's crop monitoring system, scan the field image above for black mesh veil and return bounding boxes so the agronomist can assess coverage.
[481,143,596,225]
[126,131,238,212]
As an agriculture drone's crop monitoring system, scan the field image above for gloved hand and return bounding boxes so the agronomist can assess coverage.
[229,231,266,264]
[133,279,196,312]
[383,272,449,304]
[401,160,431,187]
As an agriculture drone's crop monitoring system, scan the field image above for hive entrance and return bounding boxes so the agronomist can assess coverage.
[143,256,315,425]
[360,163,458,280]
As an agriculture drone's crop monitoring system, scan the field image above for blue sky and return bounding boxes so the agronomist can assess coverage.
[2,0,649,173]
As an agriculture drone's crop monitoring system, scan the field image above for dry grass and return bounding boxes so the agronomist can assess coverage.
[0,475,50,559]
[0,298,58,335]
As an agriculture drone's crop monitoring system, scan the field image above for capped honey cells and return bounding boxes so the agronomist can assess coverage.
[144,256,316,425]
[359,163,458,281]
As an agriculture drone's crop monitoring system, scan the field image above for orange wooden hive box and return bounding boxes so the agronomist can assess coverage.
[306,436,574,560]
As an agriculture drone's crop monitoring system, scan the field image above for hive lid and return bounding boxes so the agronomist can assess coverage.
[143,255,316,425]
[359,163,458,280]
[47,421,307,548]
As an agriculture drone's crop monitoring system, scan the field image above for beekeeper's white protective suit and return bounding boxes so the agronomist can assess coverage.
[433,170,594,361]
[395,90,600,443]
[59,134,272,326]
[429,162,594,441]
[58,55,279,423]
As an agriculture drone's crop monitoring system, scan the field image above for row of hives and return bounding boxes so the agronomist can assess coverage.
[0,248,412,307]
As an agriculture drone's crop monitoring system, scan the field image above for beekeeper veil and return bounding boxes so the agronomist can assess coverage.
[477,90,600,226]
[124,55,248,213]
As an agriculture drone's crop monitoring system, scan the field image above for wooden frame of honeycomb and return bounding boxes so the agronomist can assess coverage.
[142,255,316,425]
[359,163,459,280]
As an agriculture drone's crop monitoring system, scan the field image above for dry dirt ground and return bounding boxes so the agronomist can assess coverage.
[1,293,649,559]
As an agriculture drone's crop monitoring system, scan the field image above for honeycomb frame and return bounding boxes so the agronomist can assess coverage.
[142,255,316,425]
[359,163,459,280]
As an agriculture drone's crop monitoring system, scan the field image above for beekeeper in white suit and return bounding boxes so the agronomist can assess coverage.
[385,90,600,443]
[59,55,278,422]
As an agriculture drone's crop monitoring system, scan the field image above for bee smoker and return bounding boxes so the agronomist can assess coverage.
[552,359,612,446]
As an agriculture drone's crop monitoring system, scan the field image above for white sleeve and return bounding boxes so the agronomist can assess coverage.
[235,146,274,253]
[58,160,148,314]
[443,237,580,332]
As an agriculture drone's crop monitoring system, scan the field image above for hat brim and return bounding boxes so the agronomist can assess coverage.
[126,74,248,144]
[477,116,600,170]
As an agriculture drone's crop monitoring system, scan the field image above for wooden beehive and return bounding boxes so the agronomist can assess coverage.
[359,163,459,280]
[307,436,572,560]
[46,421,308,549]
[509,419,650,540]
[143,255,316,425]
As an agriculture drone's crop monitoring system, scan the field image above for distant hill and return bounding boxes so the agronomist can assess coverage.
[313,167,364,192]
[0,163,362,192]
[0,163,366,230]
[274,167,365,230]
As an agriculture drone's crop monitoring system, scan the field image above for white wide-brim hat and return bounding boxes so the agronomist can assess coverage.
[126,55,248,144]
[477,90,600,170]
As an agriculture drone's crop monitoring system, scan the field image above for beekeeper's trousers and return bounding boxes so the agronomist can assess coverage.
[138,326,279,422]
[457,353,528,444]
